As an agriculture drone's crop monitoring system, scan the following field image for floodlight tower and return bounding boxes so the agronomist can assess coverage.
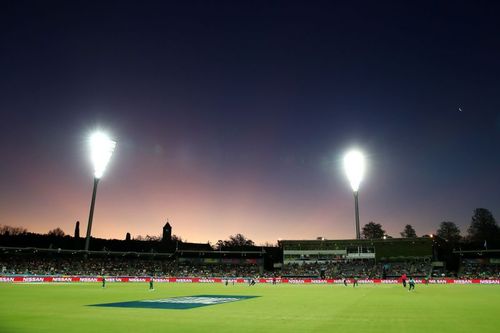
[343,150,365,240]
[84,132,116,251]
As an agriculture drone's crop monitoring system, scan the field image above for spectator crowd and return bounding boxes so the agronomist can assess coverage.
[1,254,498,279]
[281,260,431,279]
[0,254,265,278]
[458,260,500,279]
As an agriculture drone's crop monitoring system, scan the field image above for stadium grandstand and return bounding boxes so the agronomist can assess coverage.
[0,247,271,278]
[279,237,434,278]
[1,221,500,280]
[453,248,500,279]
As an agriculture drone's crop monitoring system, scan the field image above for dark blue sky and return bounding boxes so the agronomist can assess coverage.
[1,0,499,243]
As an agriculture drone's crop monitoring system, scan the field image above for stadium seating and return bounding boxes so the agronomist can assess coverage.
[2,249,499,279]
[458,260,500,279]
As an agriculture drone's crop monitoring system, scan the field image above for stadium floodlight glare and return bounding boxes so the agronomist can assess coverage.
[343,150,365,192]
[90,132,117,179]
[84,132,116,252]
[343,150,366,240]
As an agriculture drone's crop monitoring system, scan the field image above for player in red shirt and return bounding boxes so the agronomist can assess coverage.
[401,273,407,288]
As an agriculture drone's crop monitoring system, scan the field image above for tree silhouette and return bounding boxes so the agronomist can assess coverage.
[228,233,254,246]
[362,222,385,239]
[215,234,254,249]
[436,221,461,243]
[467,208,499,242]
[215,240,224,249]
[145,235,161,241]
[47,228,65,237]
[171,234,183,243]
[400,224,417,238]
[0,225,27,236]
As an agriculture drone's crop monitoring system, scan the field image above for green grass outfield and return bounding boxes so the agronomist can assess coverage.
[0,283,498,333]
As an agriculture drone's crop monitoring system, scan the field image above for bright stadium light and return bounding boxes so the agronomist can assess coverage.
[90,132,117,179]
[343,150,365,192]
[84,131,116,251]
[343,150,366,239]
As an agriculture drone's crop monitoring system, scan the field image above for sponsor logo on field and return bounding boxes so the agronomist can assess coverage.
[0,277,15,282]
[53,277,72,282]
[91,295,258,310]
[79,277,98,282]
[23,277,44,282]
[142,296,242,304]
[454,280,472,284]
[154,278,170,283]
[107,278,122,282]
[480,280,500,284]
[128,278,147,282]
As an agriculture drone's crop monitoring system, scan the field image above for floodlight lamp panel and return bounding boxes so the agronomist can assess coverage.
[343,150,365,192]
[90,132,116,179]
